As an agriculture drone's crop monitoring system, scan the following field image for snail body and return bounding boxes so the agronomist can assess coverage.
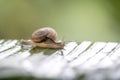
[21,27,64,49]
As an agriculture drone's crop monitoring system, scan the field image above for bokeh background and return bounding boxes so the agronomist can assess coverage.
[0,0,120,42]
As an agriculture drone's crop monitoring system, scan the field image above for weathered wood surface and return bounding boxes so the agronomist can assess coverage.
[0,40,120,80]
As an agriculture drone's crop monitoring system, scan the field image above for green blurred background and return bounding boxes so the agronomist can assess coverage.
[0,0,120,42]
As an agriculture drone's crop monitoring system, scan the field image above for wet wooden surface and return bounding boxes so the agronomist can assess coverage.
[0,40,120,80]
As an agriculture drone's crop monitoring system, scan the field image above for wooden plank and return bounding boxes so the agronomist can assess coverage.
[0,40,120,80]
[0,51,31,67]
[60,42,107,79]
[64,41,92,61]
[0,46,21,60]
[2,42,77,79]
[81,42,118,69]
[0,40,4,44]
[0,40,17,52]
[30,42,78,79]
[96,44,120,68]
[70,42,106,67]
[60,42,78,56]
[109,44,120,61]
[21,52,48,72]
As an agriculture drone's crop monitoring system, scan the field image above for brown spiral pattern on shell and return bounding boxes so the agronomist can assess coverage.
[31,27,57,43]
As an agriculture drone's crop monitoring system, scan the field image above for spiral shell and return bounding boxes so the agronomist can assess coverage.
[31,27,57,43]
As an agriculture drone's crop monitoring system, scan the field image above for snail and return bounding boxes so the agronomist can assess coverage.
[21,27,65,49]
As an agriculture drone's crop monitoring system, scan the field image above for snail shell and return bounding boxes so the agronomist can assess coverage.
[31,27,57,43]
